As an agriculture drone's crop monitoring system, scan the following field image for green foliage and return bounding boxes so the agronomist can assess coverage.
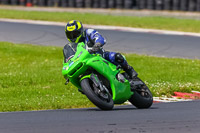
[1,9,200,33]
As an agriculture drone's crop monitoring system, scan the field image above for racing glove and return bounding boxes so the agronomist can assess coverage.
[92,42,102,52]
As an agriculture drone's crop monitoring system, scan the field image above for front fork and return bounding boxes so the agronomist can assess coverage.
[80,73,110,94]
[90,73,110,94]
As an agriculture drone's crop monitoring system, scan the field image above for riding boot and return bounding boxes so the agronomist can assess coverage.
[123,65,138,79]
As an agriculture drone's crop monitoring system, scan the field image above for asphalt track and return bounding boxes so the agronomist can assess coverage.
[1,21,200,59]
[0,101,200,133]
[1,21,200,133]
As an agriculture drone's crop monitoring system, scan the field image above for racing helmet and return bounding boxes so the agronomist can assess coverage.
[65,20,84,43]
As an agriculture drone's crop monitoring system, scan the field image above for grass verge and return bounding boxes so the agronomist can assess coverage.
[0,42,200,112]
[0,9,200,33]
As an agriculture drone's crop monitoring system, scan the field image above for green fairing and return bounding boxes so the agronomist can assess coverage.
[62,42,133,104]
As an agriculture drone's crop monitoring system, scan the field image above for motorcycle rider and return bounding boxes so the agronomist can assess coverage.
[63,20,138,80]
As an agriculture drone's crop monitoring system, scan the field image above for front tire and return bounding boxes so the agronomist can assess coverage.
[81,78,114,110]
[129,77,153,109]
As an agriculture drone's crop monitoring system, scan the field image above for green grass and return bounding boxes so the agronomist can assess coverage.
[125,54,200,97]
[1,9,200,33]
[0,42,92,112]
[0,42,200,111]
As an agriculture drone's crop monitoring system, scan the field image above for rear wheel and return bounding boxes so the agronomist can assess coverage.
[128,77,153,109]
[81,78,114,110]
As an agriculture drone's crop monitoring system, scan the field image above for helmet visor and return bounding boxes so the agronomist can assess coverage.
[66,30,82,40]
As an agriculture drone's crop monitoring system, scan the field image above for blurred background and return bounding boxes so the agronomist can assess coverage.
[0,0,200,12]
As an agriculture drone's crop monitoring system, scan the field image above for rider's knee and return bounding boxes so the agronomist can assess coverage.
[115,53,125,63]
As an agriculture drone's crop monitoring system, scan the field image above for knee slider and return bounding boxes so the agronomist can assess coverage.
[115,53,124,63]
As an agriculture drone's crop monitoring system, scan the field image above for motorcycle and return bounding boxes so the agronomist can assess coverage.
[62,42,153,110]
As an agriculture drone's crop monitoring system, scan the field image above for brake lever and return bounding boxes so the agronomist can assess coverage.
[87,47,94,54]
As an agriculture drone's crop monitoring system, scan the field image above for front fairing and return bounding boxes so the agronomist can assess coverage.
[62,42,91,88]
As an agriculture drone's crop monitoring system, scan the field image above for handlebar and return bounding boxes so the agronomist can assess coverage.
[87,47,103,55]
[87,47,95,54]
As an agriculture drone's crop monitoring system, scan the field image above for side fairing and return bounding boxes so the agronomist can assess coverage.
[86,57,133,104]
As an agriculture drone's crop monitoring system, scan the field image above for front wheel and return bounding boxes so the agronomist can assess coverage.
[81,78,114,110]
[128,77,153,109]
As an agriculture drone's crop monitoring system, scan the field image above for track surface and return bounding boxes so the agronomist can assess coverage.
[0,101,200,133]
[1,21,200,133]
[1,21,200,59]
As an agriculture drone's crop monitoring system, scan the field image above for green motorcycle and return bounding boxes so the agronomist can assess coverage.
[62,42,153,110]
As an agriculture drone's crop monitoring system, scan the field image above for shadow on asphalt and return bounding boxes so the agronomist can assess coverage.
[85,105,158,111]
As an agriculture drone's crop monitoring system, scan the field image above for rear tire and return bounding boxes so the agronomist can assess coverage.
[129,77,153,109]
[81,78,114,110]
